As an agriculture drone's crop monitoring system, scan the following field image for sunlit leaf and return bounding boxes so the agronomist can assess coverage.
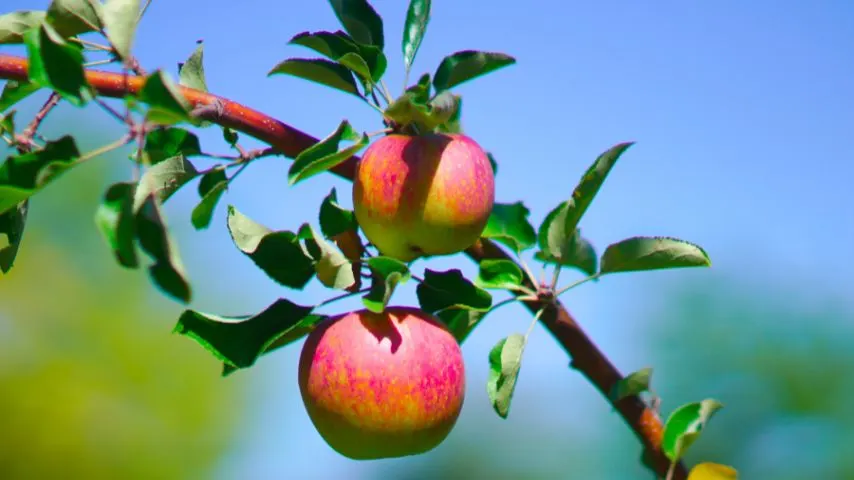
[361,256,410,313]
[288,120,368,185]
[289,31,386,82]
[481,201,536,253]
[309,224,356,290]
[687,462,739,480]
[402,0,431,72]
[662,399,724,461]
[0,81,40,113]
[0,10,46,45]
[416,268,492,314]
[102,0,140,59]
[133,155,199,208]
[46,0,104,37]
[95,182,138,268]
[226,205,315,289]
[0,135,80,215]
[600,236,711,274]
[139,70,193,125]
[433,50,516,92]
[562,142,634,235]
[269,58,362,98]
[487,333,525,418]
[383,89,458,132]
[609,367,653,402]
[24,22,90,105]
[328,0,385,49]
[536,202,598,275]
[0,111,14,136]
[175,298,316,369]
[476,259,524,290]
[178,40,208,92]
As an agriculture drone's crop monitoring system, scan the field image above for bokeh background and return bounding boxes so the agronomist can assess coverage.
[2,1,853,478]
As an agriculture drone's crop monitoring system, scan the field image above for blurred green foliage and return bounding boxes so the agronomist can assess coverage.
[0,109,248,479]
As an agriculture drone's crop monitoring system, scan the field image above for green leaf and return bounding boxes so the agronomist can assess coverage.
[405,73,431,103]
[402,0,431,72]
[687,462,739,480]
[328,0,385,49]
[561,142,634,236]
[289,31,386,82]
[24,22,90,106]
[0,111,14,136]
[384,89,458,132]
[481,201,537,253]
[178,40,208,92]
[288,120,368,186]
[102,0,140,60]
[437,308,485,344]
[487,152,497,174]
[46,0,104,38]
[0,11,46,45]
[609,367,653,402]
[222,127,239,146]
[226,205,316,289]
[319,187,356,238]
[487,333,526,418]
[95,182,138,268]
[436,95,463,134]
[535,232,597,276]
[268,58,361,98]
[139,70,193,125]
[191,166,227,230]
[133,155,199,209]
[135,193,191,303]
[174,298,316,369]
[0,199,28,274]
[476,259,524,290]
[0,135,80,215]
[662,399,724,461]
[536,202,598,275]
[309,224,356,290]
[416,268,492,314]
[143,127,201,165]
[362,256,410,313]
[0,81,41,113]
[600,236,711,274]
[433,50,516,92]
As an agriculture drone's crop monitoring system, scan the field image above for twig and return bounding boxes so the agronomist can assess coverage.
[0,53,688,480]
[19,93,60,145]
[76,133,134,164]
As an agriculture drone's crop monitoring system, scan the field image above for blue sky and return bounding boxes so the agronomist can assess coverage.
[3,0,854,478]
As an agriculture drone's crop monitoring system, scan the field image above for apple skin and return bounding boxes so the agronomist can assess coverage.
[353,133,495,262]
[298,306,466,460]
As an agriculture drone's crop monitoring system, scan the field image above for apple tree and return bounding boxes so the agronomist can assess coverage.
[0,1,735,478]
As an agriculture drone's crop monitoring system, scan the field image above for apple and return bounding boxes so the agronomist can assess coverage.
[352,133,495,262]
[298,306,466,460]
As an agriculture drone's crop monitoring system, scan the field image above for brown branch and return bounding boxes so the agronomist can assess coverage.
[0,53,686,480]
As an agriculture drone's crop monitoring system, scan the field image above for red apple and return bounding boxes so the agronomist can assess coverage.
[298,306,466,460]
[352,133,495,262]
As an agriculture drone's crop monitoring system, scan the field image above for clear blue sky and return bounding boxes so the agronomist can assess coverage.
[4,1,853,478]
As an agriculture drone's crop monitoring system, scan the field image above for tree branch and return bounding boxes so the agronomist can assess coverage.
[0,53,686,480]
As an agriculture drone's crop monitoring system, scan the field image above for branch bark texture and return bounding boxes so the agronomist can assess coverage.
[0,53,686,480]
